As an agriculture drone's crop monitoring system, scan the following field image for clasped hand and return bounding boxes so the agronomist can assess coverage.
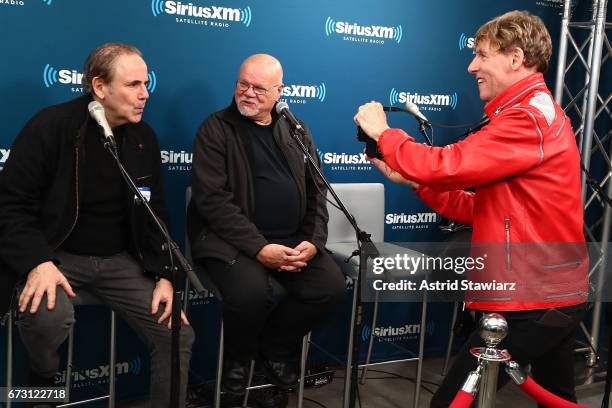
[256,241,317,272]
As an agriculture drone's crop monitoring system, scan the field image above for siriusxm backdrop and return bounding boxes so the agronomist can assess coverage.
[1,0,568,404]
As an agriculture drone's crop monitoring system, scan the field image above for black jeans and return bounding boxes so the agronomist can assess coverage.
[17,250,195,408]
[198,246,346,362]
[431,305,587,408]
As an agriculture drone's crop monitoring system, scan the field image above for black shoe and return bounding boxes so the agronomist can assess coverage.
[262,359,298,390]
[222,358,249,396]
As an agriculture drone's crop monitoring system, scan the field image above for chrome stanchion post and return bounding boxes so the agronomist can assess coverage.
[470,313,511,408]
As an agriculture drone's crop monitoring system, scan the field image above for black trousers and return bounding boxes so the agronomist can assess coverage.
[431,305,587,408]
[198,245,346,362]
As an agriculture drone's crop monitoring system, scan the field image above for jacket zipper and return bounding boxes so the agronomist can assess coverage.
[505,217,511,272]
[494,82,546,116]
[54,144,80,249]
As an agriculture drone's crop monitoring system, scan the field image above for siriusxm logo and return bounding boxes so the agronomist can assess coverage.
[1,148,10,165]
[188,288,214,301]
[535,0,564,8]
[361,321,435,342]
[458,33,475,51]
[147,71,158,93]
[322,152,368,165]
[0,0,33,6]
[281,83,326,102]
[318,150,372,171]
[161,150,192,164]
[151,0,252,27]
[386,212,438,225]
[325,17,402,44]
[43,64,158,93]
[55,357,142,384]
[389,88,458,110]
[43,64,83,88]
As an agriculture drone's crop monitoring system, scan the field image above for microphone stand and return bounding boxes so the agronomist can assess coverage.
[417,120,433,146]
[102,137,204,408]
[280,115,379,408]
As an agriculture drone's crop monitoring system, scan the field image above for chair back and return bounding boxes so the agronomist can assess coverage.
[326,183,385,244]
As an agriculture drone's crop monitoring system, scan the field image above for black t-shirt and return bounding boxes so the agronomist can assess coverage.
[247,120,301,238]
[61,122,128,255]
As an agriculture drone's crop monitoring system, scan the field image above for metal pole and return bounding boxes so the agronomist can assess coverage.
[413,290,428,408]
[342,279,359,408]
[296,332,311,408]
[581,0,609,367]
[108,311,116,408]
[579,1,602,196]
[554,0,572,103]
[442,302,459,377]
[476,361,500,408]
[359,291,379,384]
[470,314,511,407]
[6,312,13,408]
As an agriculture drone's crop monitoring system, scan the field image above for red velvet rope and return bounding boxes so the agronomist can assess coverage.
[518,377,589,408]
[449,389,474,408]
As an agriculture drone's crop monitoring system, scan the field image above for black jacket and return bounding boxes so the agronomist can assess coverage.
[0,95,170,314]
[187,100,329,263]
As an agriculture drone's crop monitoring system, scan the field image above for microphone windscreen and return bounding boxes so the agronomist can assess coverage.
[275,101,289,114]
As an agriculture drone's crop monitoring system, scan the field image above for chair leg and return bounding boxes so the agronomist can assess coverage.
[65,325,75,403]
[413,290,428,408]
[360,291,380,384]
[108,310,116,408]
[241,360,255,407]
[6,311,13,408]
[342,278,359,408]
[214,320,224,408]
[296,332,311,408]
[442,302,459,377]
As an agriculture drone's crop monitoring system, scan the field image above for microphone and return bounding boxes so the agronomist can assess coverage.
[275,101,305,133]
[405,102,431,126]
[88,101,115,144]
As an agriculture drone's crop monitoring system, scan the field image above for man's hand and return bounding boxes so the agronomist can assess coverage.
[19,261,76,314]
[151,278,190,329]
[276,241,318,272]
[369,158,420,189]
[292,241,317,262]
[354,102,390,142]
[256,244,306,271]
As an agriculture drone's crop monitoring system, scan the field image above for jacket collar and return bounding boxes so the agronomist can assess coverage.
[484,72,547,119]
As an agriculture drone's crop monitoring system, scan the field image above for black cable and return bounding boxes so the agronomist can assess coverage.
[304,140,343,213]
[384,106,489,130]
[581,160,612,208]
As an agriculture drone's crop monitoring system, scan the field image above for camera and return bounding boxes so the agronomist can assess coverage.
[357,127,383,160]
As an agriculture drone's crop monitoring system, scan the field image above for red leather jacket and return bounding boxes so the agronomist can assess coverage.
[378,73,588,311]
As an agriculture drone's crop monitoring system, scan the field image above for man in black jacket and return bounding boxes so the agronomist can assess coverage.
[188,54,345,396]
[0,43,194,407]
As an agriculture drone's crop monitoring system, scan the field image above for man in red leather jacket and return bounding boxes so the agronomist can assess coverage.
[355,11,588,407]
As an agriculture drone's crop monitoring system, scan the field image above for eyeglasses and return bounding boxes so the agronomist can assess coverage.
[236,80,279,96]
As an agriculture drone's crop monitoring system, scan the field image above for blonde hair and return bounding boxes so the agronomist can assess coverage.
[476,10,552,72]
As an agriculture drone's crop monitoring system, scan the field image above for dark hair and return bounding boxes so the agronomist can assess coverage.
[82,43,142,94]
